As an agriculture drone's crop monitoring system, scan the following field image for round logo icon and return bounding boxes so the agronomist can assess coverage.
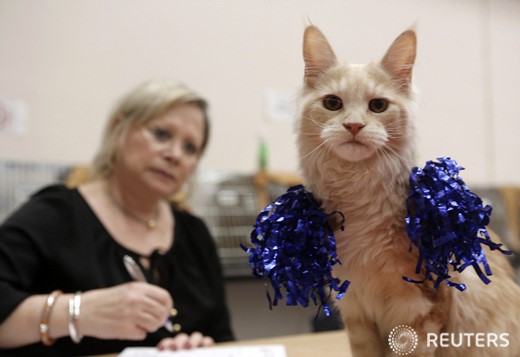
[388,325,418,355]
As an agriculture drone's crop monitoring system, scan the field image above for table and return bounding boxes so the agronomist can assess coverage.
[95,330,353,357]
[220,330,352,357]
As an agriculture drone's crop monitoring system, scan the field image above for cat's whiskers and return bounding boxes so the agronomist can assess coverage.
[377,143,408,164]
[377,143,406,164]
[386,136,411,154]
[376,145,412,189]
[371,150,407,194]
[384,123,409,138]
[313,139,333,162]
[384,119,408,127]
[385,127,409,137]
[302,114,326,129]
[384,120,407,128]
[323,140,334,162]
[386,133,408,141]
[375,148,394,171]
[297,130,321,137]
[301,137,333,162]
[385,124,408,133]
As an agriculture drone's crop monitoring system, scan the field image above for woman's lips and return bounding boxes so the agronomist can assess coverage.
[152,168,176,181]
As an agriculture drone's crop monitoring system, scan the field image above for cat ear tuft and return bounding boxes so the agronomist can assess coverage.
[303,26,337,87]
[381,30,417,90]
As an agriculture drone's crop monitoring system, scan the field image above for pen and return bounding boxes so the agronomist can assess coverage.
[123,254,174,333]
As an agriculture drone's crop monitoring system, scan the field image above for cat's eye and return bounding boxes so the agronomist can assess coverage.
[322,95,343,111]
[368,98,389,113]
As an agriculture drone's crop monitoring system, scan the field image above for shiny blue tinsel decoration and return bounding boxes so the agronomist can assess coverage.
[242,185,349,316]
[405,157,511,291]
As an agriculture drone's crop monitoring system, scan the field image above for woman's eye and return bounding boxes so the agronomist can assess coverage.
[184,141,199,156]
[150,127,171,141]
[322,95,343,111]
[368,98,389,113]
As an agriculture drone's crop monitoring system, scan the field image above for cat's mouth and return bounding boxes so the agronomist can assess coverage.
[345,139,366,146]
[332,138,376,162]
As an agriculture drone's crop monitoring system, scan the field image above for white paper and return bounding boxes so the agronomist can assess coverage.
[263,88,295,123]
[118,344,286,357]
[0,97,28,136]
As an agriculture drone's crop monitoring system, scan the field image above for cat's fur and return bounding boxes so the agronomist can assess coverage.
[296,25,520,356]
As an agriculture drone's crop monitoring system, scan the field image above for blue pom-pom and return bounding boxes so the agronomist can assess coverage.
[405,157,511,290]
[242,185,350,315]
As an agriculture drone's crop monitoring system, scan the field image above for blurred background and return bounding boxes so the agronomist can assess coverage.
[1,0,519,340]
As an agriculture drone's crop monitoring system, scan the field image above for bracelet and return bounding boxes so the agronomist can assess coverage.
[68,291,83,343]
[40,290,63,346]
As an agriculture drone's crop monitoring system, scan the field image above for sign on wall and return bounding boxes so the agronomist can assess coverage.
[0,97,27,136]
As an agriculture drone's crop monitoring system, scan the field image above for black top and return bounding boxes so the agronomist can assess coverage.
[0,185,234,356]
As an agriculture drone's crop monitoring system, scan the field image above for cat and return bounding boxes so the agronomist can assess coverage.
[296,25,520,356]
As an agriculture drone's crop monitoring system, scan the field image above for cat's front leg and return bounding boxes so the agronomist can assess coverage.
[346,322,385,357]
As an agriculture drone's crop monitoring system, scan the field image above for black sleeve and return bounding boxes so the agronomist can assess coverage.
[178,212,235,342]
[0,185,72,323]
[199,219,235,342]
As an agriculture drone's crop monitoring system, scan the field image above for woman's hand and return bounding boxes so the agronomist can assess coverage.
[157,332,215,350]
[79,281,173,340]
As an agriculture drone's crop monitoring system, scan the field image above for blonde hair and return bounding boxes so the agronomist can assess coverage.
[92,78,210,179]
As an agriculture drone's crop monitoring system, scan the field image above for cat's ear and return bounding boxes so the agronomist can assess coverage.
[303,25,337,87]
[381,29,416,90]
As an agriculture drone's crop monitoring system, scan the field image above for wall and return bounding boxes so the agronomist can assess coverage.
[1,0,519,185]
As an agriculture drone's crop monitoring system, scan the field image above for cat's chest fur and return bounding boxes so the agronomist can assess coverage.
[304,155,417,276]
[299,145,435,320]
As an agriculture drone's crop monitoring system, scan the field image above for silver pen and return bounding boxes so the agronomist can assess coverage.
[123,254,174,332]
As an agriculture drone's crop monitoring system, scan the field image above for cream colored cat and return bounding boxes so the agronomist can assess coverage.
[296,25,520,356]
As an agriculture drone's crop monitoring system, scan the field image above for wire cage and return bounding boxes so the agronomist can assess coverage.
[190,170,291,278]
[0,161,71,222]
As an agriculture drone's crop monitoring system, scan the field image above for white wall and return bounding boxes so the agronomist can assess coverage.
[0,0,519,185]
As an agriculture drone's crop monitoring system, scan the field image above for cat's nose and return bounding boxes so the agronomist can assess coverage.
[343,123,365,135]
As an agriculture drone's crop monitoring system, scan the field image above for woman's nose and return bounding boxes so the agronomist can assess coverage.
[163,142,183,161]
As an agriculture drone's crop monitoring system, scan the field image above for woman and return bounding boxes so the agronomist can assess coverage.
[0,79,234,356]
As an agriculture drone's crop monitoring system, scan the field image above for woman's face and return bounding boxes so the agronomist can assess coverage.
[114,103,205,197]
